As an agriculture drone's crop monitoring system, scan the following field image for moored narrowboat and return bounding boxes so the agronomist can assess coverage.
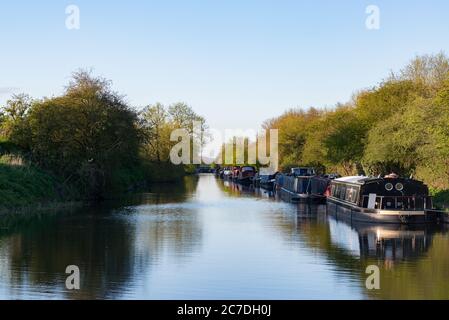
[221,167,233,180]
[255,172,279,190]
[275,167,330,203]
[326,174,437,224]
[237,166,256,184]
[231,166,241,181]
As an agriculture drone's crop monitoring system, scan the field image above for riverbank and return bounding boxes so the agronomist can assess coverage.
[0,160,75,207]
[0,159,187,216]
[0,159,84,220]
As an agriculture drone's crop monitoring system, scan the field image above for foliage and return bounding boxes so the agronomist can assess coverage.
[139,101,206,163]
[0,71,207,205]
[263,53,449,197]
[0,159,72,208]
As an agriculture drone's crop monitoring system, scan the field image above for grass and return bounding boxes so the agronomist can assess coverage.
[0,155,78,210]
[0,152,187,215]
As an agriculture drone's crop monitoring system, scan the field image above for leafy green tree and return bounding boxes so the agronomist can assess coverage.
[264,108,322,170]
[414,80,449,189]
[362,97,430,176]
[0,94,33,150]
[392,52,449,92]
[140,103,173,162]
[322,107,365,175]
[168,102,205,132]
[355,80,427,127]
[24,71,140,198]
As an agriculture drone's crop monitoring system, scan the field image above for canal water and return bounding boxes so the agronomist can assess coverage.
[1,174,449,300]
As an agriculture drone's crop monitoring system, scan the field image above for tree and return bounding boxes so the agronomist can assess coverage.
[24,70,140,198]
[140,103,172,162]
[263,108,323,170]
[362,97,430,176]
[0,94,33,149]
[392,52,449,92]
[355,80,427,128]
[323,107,365,175]
[414,80,449,189]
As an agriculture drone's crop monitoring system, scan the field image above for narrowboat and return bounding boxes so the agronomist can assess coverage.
[231,166,241,181]
[237,166,256,184]
[255,172,278,190]
[275,167,330,203]
[222,167,233,180]
[326,174,437,224]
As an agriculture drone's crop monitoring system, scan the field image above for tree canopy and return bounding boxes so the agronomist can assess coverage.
[263,53,449,190]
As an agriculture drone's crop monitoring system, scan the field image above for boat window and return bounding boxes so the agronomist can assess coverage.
[241,167,255,172]
[395,183,404,191]
[292,168,315,176]
[385,183,394,191]
[334,185,341,198]
[345,188,352,201]
[382,197,396,209]
[339,186,346,200]
[345,187,358,203]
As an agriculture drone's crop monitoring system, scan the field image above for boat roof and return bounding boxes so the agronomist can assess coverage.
[333,176,370,185]
[333,175,423,186]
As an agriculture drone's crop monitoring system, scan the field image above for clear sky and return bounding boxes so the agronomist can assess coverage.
[1,0,449,133]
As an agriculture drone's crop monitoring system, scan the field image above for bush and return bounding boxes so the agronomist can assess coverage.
[0,162,71,208]
[430,189,449,211]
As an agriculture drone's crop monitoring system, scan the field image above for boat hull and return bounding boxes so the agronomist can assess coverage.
[259,182,274,190]
[327,197,438,224]
[277,187,326,204]
[237,176,254,185]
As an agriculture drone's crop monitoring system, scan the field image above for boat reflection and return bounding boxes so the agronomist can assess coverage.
[218,180,275,199]
[327,215,441,262]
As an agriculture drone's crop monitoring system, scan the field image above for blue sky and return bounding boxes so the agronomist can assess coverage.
[1,0,449,132]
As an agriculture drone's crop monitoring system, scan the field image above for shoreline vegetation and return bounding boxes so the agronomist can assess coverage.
[1,52,449,215]
[261,53,449,211]
[0,71,203,217]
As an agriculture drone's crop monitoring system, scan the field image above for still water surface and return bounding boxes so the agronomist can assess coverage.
[1,175,449,299]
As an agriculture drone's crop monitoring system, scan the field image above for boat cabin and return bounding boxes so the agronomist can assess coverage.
[329,176,433,211]
[291,167,316,177]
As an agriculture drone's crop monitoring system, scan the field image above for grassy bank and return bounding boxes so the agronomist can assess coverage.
[0,161,63,208]
[0,158,77,209]
[109,161,186,194]
[0,155,187,214]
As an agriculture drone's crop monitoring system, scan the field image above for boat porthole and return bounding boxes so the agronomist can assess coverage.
[396,183,404,191]
[385,183,394,191]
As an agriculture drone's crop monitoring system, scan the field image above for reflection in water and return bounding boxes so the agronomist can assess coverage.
[294,208,448,299]
[0,177,201,299]
[1,175,449,299]
[327,216,438,262]
[218,179,275,200]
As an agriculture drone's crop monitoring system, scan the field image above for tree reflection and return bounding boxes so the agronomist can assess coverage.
[0,176,202,299]
[269,205,449,299]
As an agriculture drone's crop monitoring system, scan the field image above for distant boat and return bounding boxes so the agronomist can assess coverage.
[275,167,330,203]
[254,172,279,190]
[237,166,256,185]
[231,166,241,181]
[326,175,437,224]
